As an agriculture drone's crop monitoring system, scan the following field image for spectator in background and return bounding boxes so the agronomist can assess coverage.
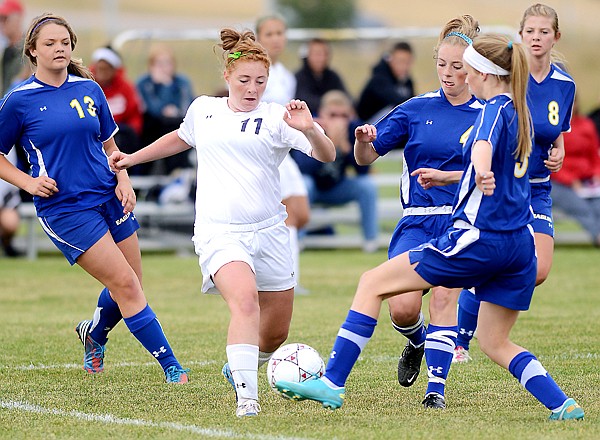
[0,148,20,256]
[551,96,600,247]
[136,44,195,174]
[357,41,415,123]
[256,14,311,293]
[91,46,143,166]
[0,0,25,257]
[0,0,24,95]
[292,90,379,253]
[294,38,347,114]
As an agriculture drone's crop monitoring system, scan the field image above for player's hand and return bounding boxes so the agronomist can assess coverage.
[109,151,133,172]
[25,176,58,198]
[115,181,136,214]
[284,99,314,131]
[412,168,448,188]
[545,146,564,172]
[475,171,495,196]
[355,124,377,143]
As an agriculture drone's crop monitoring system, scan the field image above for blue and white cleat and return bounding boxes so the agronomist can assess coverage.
[275,378,345,410]
[222,363,238,401]
[549,398,584,421]
[75,320,105,374]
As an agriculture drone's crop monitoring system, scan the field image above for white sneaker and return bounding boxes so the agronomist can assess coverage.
[452,346,472,363]
[236,400,261,417]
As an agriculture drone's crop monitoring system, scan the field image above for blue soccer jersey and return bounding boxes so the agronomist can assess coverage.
[0,75,118,216]
[452,94,533,231]
[527,64,575,180]
[373,89,484,210]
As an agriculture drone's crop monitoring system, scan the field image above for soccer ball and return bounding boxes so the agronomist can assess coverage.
[266,343,325,395]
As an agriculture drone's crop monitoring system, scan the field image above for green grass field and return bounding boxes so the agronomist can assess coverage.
[1,248,599,439]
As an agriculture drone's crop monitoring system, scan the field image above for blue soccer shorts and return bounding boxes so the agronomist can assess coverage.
[38,195,140,265]
[530,181,554,237]
[409,225,537,311]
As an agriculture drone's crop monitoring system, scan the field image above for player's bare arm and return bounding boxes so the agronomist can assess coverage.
[0,153,58,197]
[412,168,463,188]
[354,124,379,165]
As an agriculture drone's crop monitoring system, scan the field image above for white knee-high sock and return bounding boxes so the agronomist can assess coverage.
[226,344,259,404]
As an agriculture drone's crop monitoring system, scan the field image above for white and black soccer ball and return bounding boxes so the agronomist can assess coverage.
[266,343,325,395]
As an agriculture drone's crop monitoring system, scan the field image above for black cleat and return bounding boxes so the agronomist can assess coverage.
[397,341,424,387]
[422,392,446,409]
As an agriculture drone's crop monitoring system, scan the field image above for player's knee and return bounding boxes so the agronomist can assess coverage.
[389,303,421,326]
[109,271,143,302]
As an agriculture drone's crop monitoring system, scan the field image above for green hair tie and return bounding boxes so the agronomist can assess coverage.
[227,51,246,63]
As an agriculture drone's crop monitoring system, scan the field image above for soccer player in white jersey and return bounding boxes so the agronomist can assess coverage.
[0,13,189,383]
[109,28,335,417]
[275,34,584,421]
[364,16,483,409]
[454,3,576,363]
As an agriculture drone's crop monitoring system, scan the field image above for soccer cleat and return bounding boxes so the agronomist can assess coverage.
[222,363,238,401]
[236,400,261,417]
[549,398,584,421]
[397,341,424,387]
[75,320,105,374]
[452,346,472,364]
[165,365,190,384]
[422,392,446,409]
[275,378,345,410]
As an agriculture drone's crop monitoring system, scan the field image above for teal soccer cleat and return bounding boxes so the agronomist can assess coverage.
[165,365,190,384]
[549,398,584,421]
[275,378,345,409]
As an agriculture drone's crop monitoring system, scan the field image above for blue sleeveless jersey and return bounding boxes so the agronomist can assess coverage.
[373,89,484,209]
[527,64,575,180]
[0,75,118,216]
[452,94,533,231]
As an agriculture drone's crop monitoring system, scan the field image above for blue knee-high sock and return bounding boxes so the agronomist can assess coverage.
[391,311,426,347]
[89,288,123,345]
[456,289,480,350]
[324,310,377,388]
[424,324,457,396]
[508,351,567,410]
[124,304,181,371]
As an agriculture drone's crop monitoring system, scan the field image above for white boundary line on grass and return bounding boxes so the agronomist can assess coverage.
[1,400,312,440]
[3,351,598,371]
[1,359,217,371]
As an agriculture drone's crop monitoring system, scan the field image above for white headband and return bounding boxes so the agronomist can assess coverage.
[91,47,122,69]
[463,44,510,76]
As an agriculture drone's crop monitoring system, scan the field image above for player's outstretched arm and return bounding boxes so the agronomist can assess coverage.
[110,131,192,172]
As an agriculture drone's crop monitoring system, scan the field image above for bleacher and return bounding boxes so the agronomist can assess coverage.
[14,151,591,259]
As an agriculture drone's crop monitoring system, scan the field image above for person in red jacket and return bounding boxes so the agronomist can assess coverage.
[551,97,600,247]
[91,46,143,169]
